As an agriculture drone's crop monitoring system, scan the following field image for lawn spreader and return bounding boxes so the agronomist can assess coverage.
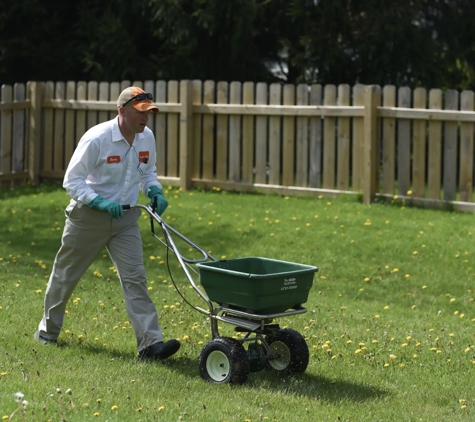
[126,203,319,385]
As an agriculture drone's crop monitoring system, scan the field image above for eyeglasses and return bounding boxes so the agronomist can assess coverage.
[122,92,153,107]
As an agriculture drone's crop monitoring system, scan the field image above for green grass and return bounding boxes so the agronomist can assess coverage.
[0,183,474,421]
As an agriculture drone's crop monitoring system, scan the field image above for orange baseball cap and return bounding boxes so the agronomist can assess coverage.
[117,86,159,113]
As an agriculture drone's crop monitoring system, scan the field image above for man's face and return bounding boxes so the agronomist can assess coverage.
[120,105,151,135]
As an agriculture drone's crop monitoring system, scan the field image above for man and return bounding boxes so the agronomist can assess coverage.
[34,86,180,360]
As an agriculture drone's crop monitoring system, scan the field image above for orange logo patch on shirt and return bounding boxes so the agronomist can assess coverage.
[139,151,150,163]
[107,156,121,163]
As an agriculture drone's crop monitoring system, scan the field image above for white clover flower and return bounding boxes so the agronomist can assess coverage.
[14,392,25,403]
[22,400,28,408]
[65,388,72,395]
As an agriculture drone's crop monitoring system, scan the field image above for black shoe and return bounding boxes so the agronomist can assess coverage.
[139,340,180,360]
[34,330,58,345]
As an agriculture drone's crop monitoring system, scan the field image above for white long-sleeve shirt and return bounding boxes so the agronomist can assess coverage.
[63,116,162,207]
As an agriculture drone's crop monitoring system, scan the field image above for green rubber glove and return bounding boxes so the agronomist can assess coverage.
[147,186,168,216]
[88,195,124,219]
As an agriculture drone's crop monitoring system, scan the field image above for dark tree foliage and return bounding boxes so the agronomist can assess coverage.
[1,0,475,90]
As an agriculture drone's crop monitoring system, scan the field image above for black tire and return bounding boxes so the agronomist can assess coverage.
[199,337,250,384]
[265,328,309,374]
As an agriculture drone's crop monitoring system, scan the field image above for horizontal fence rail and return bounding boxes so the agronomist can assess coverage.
[1,80,475,211]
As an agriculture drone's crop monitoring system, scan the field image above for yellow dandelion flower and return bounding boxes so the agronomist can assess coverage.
[111,405,118,411]
[158,406,165,411]
[93,412,100,416]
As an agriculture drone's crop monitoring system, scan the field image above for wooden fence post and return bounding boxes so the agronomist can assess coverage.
[28,81,42,184]
[363,85,381,204]
[180,80,193,190]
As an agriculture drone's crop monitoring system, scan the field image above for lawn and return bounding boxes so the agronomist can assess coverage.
[0,183,474,421]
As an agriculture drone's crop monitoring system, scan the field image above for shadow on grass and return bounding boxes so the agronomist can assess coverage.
[70,342,388,402]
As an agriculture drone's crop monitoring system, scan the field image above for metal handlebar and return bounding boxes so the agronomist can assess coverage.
[124,203,216,314]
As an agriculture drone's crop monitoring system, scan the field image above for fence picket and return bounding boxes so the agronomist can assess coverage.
[75,82,87,155]
[155,80,167,176]
[167,81,179,177]
[382,85,396,195]
[53,82,65,172]
[64,81,76,165]
[216,81,229,181]
[13,84,25,172]
[110,82,120,121]
[412,88,427,197]
[428,89,442,199]
[459,91,474,202]
[323,85,336,189]
[256,83,269,184]
[242,82,254,184]
[192,80,203,179]
[296,84,309,187]
[229,82,242,183]
[309,84,322,188]
[337,84,350,190]
[42,82,54,174]
[87,81,98,129]
[98,82,109,124]
[351,84,364,191]
[1,85,13,177]
[443,90,459,201]
[202,81,215,180]
[282,84,295,186]
[397,87,411,196]
[267,83,279,185]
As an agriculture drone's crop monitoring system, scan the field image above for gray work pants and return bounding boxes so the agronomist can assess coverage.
[38,200,163,351]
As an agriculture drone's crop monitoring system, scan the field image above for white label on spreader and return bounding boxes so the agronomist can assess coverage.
[281,277,298,291]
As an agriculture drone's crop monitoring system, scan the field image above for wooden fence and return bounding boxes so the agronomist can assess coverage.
[1,80,475,211]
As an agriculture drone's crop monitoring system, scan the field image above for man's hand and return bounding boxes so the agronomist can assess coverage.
[88,196,124,219]
[147,186,168,216]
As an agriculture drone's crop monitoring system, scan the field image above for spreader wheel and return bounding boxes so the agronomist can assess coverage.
[199,337,250,384]
[265,328,309,374]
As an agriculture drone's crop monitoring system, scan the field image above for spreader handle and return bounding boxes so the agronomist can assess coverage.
[122,205,131,210]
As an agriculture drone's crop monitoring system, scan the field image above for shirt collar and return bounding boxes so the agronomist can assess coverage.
[112,116,144,144]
